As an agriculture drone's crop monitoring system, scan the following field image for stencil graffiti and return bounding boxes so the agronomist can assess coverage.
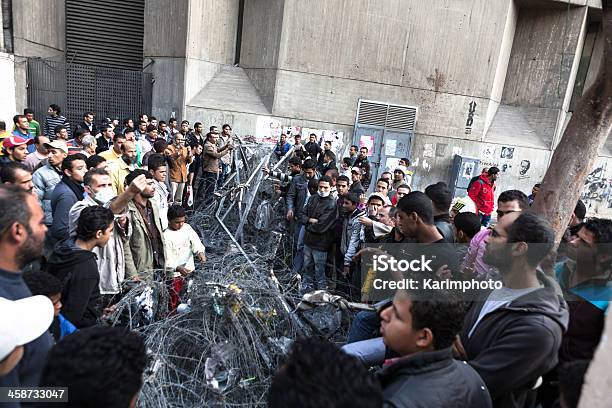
[519,160,531,176]
[500,147,515,159]
[465,101,477,135]
[581,163,612,210]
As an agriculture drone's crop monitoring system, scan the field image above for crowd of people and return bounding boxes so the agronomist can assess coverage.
[0,105,610,408]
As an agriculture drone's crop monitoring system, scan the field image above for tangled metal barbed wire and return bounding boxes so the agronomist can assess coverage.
[105,139,355,407]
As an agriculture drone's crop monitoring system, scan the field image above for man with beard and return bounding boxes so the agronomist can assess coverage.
[0,185,53,399]
[108,140,139,195]
[458,212,568,408]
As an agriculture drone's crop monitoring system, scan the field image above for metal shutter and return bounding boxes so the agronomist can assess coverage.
[65,0,144,71]
[356,100,418,132]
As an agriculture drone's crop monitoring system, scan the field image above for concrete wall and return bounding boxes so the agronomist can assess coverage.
[184,0,239,103]
[11,0,66,112]
[240,0,285,112]
[0,52,16,125]
[144,0,189,120]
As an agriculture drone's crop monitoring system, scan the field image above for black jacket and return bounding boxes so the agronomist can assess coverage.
[47,239,101,328]
[304,141,322,161]
[460,271,569,408]
[299,193,338,251]
[286,174,310,213]
[434,214,455,243]
[378,347,492,408]
[353,156,372,187]
[96,135,112,154]
[349,181,365,195]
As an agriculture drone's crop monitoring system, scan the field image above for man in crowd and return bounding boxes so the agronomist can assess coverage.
[565,199,587,242]
[274,133,293,159]
[80,135,98,157]
[54,124,70,142]
[99,132,126,162]
[134,120,148,141]
[158,120,171,141]
[68,169,147,301]
[122,169,166,278]
[68,128,90,155]
[350,168,366,195]
[292,133,305,155]
[40,327,147,408]
[108,140,139,195]
[198,132,233,206]
[47,205,114,328]
[298,175,338,293]
[348,144,358,164]
[353,147,372,189]
[378,289,492,407]
[138,124,159,156]
[166,133,191,205]
[425,182,455,243]
[268,336,382,408]
[0,135,33,167]
[217,124,233,187]
[0,185,53,395]
[459,212,568,407]
[392,166,408,190]
[391,183,411,206]
[1,162,34,194]
[12,114,35,153]
[529,183,541,206]
[96,124,115,154]
[24,135,49,171]
[148,154,170,230]
[33,140,68,230]
[461,190,528,280]
[22,108,42,138]
[468,166,499,226]
[375,178,390,197]
[304,133,323,161]
[49,154,88,244]
[341,193,366,279]
[317,141,333,171]
[75,111,97,136]
[44,104,71,139]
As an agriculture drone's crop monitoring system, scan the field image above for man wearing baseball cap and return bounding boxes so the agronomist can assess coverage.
[0,135,34,167]
[0,296,54,377]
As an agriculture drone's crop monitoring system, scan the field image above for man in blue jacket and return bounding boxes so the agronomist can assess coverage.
[273,133,292,159]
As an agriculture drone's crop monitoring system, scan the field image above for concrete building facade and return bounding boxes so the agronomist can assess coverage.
[1,0,610,216]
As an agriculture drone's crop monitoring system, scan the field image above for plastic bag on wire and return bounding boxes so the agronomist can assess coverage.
[254,199,272,231]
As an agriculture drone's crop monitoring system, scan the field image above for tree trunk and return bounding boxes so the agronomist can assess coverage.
[531,0,612,242]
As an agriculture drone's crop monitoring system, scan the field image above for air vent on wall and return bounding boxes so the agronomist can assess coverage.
[356,100,418,132]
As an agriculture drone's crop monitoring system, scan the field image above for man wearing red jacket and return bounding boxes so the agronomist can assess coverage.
[468,166,499,227]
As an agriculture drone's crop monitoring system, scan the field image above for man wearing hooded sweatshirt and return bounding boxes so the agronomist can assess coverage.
[298,175,338,292]
[47,205,114,328]
[49,154,88,244]
[457,212,569,408]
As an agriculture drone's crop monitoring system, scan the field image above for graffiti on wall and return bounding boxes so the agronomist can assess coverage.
[581,162,612,211]
[465,101,477,135]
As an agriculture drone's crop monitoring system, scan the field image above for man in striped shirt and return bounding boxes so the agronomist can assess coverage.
[44,104,71,139]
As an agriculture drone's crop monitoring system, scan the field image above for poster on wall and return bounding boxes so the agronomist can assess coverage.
[359,135,375,157]
[384,157,401,172]
[385,139,397,156]
[255,116,282,144]
[303,128,345,154]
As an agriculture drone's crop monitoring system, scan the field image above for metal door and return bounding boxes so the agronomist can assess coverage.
[353,99,418,191]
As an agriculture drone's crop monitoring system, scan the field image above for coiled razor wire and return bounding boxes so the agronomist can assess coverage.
[106,140,354,407]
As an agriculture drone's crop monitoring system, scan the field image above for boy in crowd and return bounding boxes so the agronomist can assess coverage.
[23,270,78,341]
[164,205,206,311]
[40,326,147,408]
[47,206,115,328]
[268,336,382,408]
[378,289,492,407]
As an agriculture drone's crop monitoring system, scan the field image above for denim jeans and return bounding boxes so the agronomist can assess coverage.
[217,162,230,187]
[480,213,491,227]
[302,244,328,292]
[292,225,305,274]
[347,310,381,344]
